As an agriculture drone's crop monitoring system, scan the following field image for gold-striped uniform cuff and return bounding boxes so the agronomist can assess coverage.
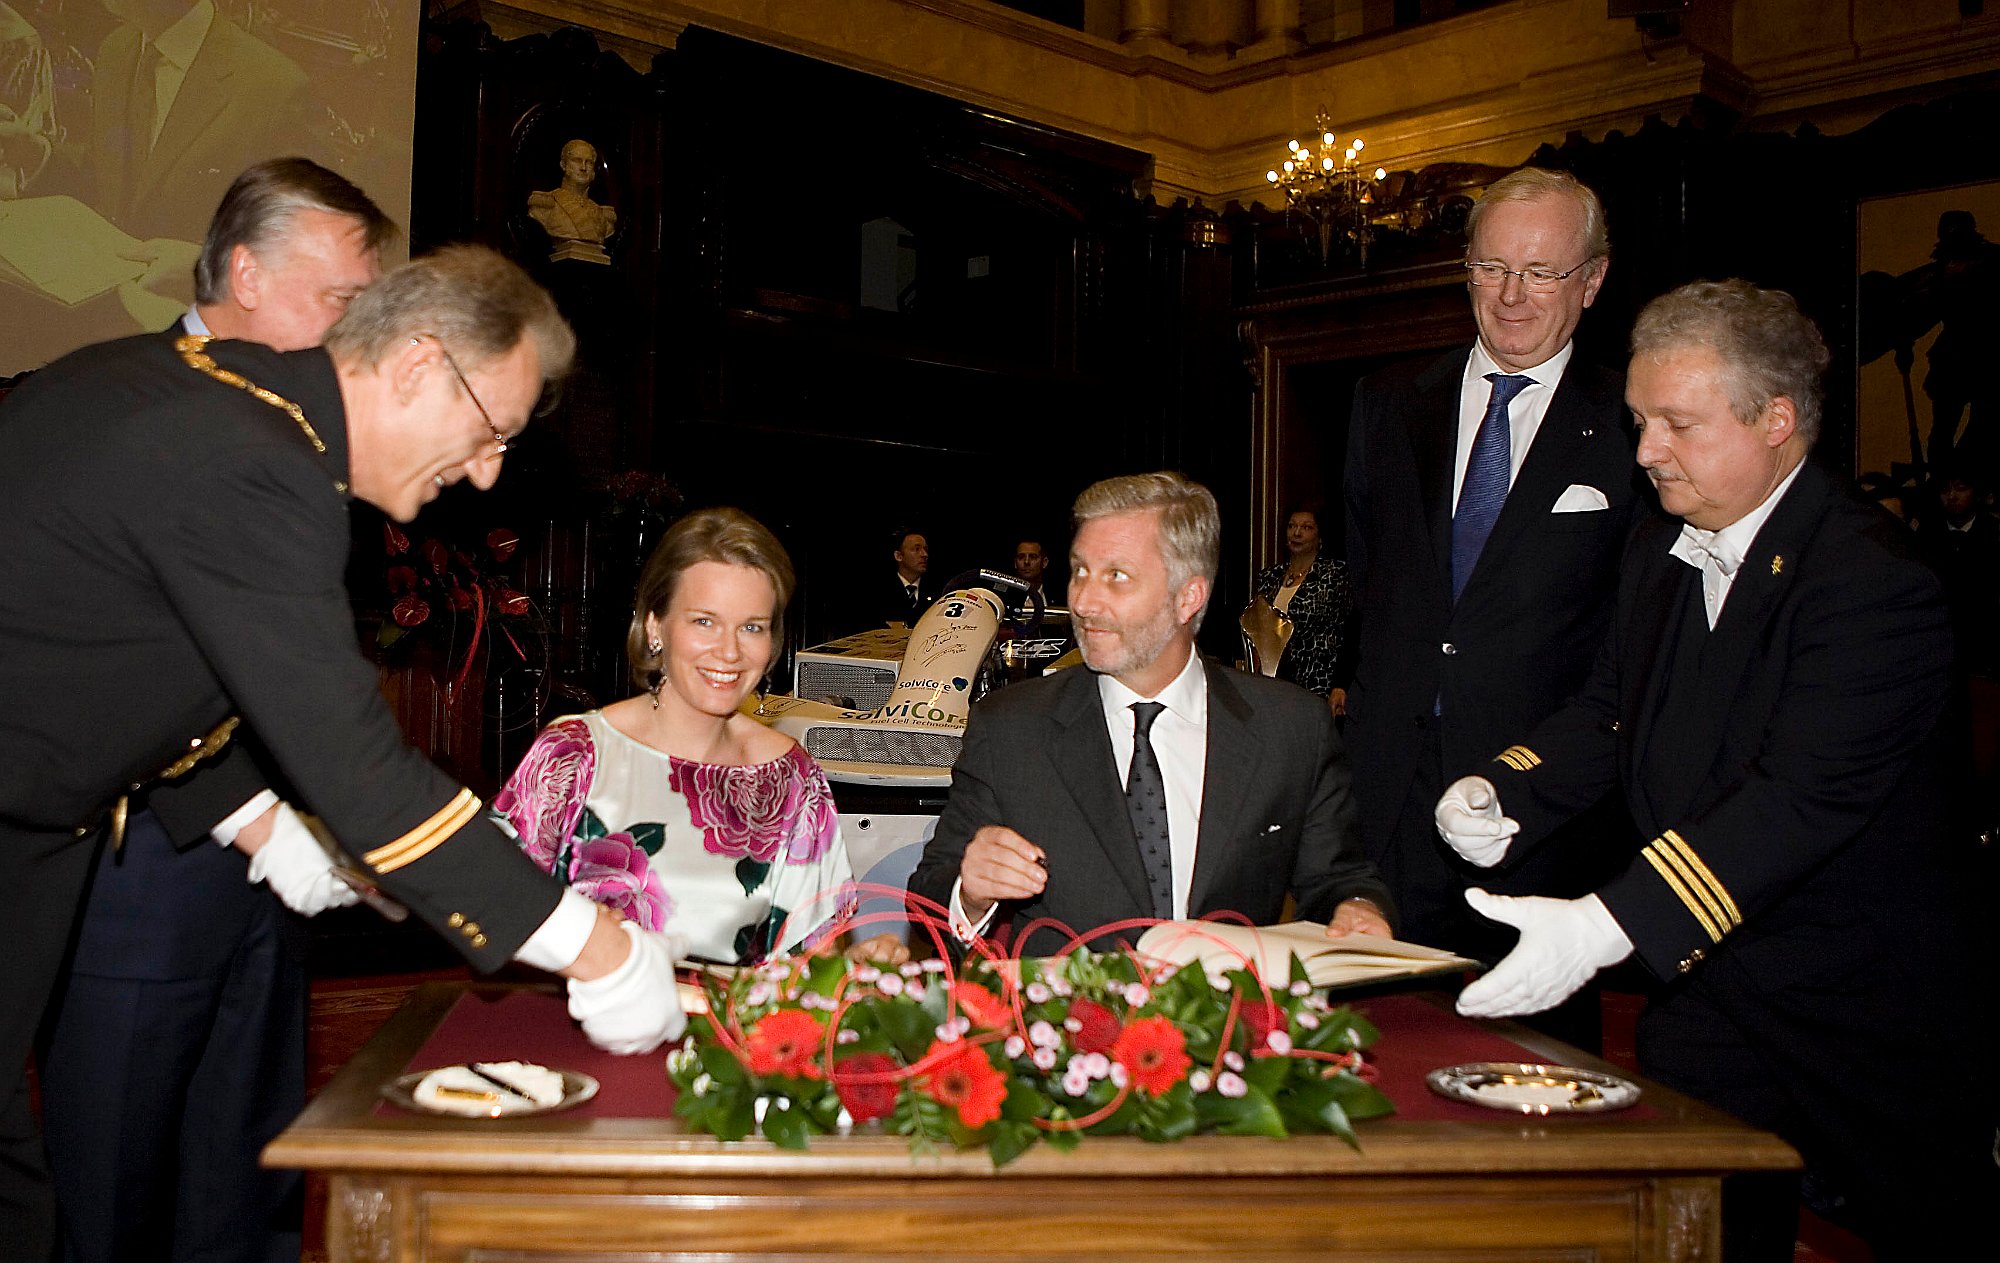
[1639,829,1740,944]
[363,788,481,875]
[1493,745,1541,773]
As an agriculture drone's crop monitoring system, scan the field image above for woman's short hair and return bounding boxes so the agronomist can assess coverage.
[1630,279,1829,446]
[1466,168,1610,262]
[625,507,796,692]
[324,244,575,384]
[1072,471,1219,631]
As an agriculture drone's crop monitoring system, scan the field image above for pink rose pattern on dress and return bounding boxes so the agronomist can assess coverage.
[669,745,837,865]
[570,831,673,932]
[493,717,596,874]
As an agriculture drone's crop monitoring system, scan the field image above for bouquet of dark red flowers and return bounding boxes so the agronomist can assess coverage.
[667,944,1392,1166]
[375,521,540,701]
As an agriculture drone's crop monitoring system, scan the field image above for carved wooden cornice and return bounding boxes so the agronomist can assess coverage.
[483,0,2000,206]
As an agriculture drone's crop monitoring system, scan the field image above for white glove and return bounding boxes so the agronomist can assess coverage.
[1434,775,1519,868]
[1455,889,1633,1019]
[566,920,689,1055]
[245,802,361,916]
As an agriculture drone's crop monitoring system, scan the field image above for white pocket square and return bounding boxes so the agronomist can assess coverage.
[1552,484,1610,513]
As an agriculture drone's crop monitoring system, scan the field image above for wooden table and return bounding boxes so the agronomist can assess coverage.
[267,983,1797,1262]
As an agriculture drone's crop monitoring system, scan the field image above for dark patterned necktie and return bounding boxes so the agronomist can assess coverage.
[1125,701,1174,920]
[1451,372,1532,603]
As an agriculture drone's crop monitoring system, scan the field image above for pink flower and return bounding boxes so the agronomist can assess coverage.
[670,747,837,863]
[493,719,595,874]
[570,832,673,931]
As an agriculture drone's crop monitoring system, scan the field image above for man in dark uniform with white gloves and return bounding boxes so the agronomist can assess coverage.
[37,156,399,1263]
[0,245,684,1261]
[1434,280,1996,1260]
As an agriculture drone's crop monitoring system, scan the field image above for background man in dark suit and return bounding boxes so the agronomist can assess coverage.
[0,247,686,1258]
[882,526,936,626]
[1437,281,1996,1260]
[1343,168,1643,969]
[34,158,396,1263]
[909,472,1393,956]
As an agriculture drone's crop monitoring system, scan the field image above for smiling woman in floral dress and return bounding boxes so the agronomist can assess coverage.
[493,507,897,963]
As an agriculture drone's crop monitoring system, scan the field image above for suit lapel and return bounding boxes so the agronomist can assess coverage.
[1410,350,1468,583]
[1048,671,1155,914]
[1663,464,1829,783]
[136,22,236,207]
[1624,527,1693,830]
[1187,664,1260,915]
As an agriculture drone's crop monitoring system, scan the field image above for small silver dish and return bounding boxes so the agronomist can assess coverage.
[1426,1061,1640,1115]
[380,1067,598,1118]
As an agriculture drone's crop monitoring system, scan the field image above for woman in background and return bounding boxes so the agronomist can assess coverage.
[1252,505,1355,716]
[494,507,900,963]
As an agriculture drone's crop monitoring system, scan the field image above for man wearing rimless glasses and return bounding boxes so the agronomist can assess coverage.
[0,246,688,1261]
[1341,169,1649,1036]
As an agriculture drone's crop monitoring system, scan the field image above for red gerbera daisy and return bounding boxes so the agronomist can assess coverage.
[832,1051,901,1122]
[1067,996,1121,1054]
[918,1040,1008,1128]
[1112,1015,1192,1096]
[743,1009,825,1079]
[951,981,1010,1030]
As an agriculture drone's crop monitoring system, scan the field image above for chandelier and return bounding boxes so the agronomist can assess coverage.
[1266,111,1388,266]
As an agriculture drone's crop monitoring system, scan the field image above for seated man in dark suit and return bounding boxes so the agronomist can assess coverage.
[1435,281,1997,1260]
[909,472,1393,955]
[881,527,936,626]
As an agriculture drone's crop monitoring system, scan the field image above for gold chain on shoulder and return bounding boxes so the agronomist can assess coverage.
[175,333,347,493]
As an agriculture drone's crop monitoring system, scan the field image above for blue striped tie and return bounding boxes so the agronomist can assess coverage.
[1452,373,1532,603]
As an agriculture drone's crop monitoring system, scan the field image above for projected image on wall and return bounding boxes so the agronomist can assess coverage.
[0,0,417,376]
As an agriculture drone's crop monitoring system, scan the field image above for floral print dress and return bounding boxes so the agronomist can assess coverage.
[492,712,854,964]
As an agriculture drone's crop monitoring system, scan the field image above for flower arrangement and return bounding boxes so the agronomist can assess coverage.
[374,520,543,702]
[667,937,1393,1165]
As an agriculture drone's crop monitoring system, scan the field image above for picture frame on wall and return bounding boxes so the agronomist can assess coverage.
[1854,179,2000,513]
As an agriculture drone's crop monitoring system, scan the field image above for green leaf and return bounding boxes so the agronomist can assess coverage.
[805,952,849,995]
[577,806,609,841]
[1194,1084,1286,1138]
[988,1120,1039,1167]
[1242,1053,1290,1095]
[877,998,937,1062]
[760,1098,812,1150]
[735,857,772,893]
[1276,1077,1350,1135]
[1000,1078,1046,1123]
[628,822,667,856]
[1136,1082,1199,1142]
[712,1088,756,1142]
[698,1041,747,1086]
[1323,1072,1396,1120]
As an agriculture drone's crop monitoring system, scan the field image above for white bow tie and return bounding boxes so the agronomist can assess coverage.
[1671,525,1743,577]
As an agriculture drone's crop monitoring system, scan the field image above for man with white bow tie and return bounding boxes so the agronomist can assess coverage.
[1435,280,1996,1260]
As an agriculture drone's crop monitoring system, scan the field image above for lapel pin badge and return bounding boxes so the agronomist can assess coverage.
[1770,555,1784,575]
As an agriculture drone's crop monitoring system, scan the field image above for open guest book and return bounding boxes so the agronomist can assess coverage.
[1133,920,1482,991]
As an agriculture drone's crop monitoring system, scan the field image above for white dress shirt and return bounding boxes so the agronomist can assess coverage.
[1669,461,1805,628]
[1452,340,1575,512]
[951,643,1209,936]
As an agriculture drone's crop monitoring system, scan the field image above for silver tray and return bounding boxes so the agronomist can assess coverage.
[380,1066,599,1118]
[1426,1061,1640,1114]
